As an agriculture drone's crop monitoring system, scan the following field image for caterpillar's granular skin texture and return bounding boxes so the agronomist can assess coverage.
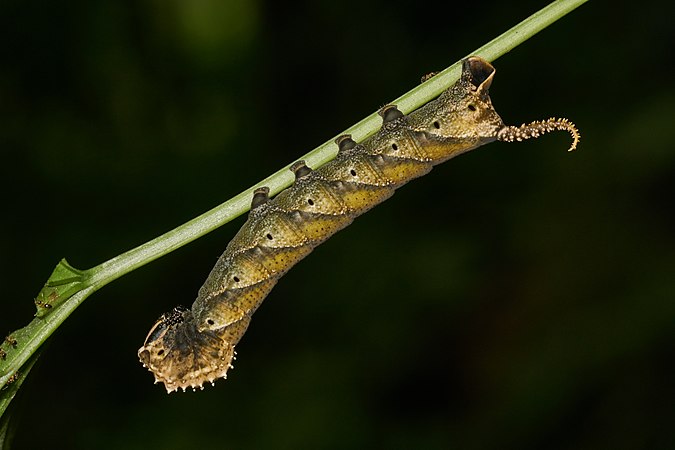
[138,57,579,393]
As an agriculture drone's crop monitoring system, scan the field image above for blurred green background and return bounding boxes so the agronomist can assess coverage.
[1,0,674,449]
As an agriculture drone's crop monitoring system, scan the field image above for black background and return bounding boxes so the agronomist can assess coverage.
[1,0,674,449]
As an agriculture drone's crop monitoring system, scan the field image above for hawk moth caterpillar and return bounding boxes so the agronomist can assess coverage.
[138,56,580,393]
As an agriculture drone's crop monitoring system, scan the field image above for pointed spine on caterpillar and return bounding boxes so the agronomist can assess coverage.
[139,56,580,393]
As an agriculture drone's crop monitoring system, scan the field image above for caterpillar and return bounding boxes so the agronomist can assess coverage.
[138,56,580,393]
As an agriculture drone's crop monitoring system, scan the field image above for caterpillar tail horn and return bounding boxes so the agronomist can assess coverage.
[497,117,580,152]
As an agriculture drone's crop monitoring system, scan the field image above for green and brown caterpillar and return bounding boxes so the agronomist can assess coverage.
[138,56,580,393]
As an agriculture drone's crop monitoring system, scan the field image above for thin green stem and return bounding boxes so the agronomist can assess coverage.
[0,350,41,447]
[91,0,589,285]
[0,0,588,404]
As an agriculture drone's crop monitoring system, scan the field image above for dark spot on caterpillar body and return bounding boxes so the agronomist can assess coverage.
[139,56,580,393]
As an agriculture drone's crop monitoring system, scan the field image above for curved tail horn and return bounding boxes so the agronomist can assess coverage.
[498,118,580,152]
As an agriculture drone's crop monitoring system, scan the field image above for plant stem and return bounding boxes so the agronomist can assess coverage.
[0,0,588,400]
[91,0,589,286]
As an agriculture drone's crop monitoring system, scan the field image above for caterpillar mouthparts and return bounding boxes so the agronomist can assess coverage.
[139,56,579,393]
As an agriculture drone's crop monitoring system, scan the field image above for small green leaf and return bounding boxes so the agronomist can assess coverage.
[34,259,87,317]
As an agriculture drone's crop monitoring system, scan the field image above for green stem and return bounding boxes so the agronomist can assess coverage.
[0,351,41,447]
[0,0,588,402]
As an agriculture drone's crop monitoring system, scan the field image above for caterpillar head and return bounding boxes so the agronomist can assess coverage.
[138,306,241,393]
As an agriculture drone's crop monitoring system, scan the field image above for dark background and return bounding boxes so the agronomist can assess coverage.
[1,0,674,449]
